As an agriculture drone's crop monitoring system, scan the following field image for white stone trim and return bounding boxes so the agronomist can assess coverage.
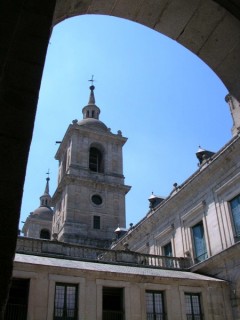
[181,201,205,226]
[154,225,174,241]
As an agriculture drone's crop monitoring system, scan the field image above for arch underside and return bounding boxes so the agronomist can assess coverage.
[53,0,240,100]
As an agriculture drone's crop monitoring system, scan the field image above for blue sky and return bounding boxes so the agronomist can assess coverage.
[20,14,232,229]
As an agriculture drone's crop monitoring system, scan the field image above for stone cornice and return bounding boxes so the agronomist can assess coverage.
[55,123,128,160]
[215,171,240,196]
[52,174,131,202]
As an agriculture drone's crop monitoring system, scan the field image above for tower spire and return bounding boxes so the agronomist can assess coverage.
[88,75,95,104]
[82,77,101,120]
[44,170,50,195]
[88,84,96,105]
[40,172,52,207]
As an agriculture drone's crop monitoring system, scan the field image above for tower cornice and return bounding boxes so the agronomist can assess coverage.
[52,173,131,203]
[55,123,128,160]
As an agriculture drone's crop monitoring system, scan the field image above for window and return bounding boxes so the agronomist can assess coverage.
[230,194,240,237]
[40,229,51,240]
[4,278,29,320]
[54,283,78,320]
[93,216,100,229]
[145,291,166,320]
[163,242,173,268]
[103,287,124,320]
[163,242,172,257]
[92,194,102,205]
[89,147,103,173]
[192,222,207,263]
[185,293,203,320]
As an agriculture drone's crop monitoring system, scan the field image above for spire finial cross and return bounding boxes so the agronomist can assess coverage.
[88,75,95,86]
[46,169,50,180]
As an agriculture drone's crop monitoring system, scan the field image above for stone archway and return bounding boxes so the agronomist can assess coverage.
[1,0,240,315]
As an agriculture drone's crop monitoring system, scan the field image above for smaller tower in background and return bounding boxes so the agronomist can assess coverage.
[225,94,240,137]
[22,176,53,239]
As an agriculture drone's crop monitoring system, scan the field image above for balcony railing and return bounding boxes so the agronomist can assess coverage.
[16,237,191,270]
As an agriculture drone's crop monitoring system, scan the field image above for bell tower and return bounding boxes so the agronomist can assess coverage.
[52,85,131,247]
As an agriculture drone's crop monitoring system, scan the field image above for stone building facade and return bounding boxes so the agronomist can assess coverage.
[10,90,240,319]
[11,243,232,320]
[112,114,240,318]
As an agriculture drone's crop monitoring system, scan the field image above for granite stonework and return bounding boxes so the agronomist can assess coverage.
[2,1,240,316]
[15,83,240,319]
[51,86,131,246]
[113,133,240,318]
[13,251,232,320]
[15,86,240,319]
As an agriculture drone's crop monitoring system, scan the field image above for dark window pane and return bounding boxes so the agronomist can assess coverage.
[192,222,207,262]
[102,287,124,320]
[4,278,29,320]
[92,194,102,205]
[163,242,172,257]
[54,283,78,320]
[230,195,240,236]
[185,293,203,320]
[163,242,173,268]
[93,216,100,229]
[146,291,165,320]
[89,147,103,173]
[40,229,51,239]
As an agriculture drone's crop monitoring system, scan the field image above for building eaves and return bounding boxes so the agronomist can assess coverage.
[14,253,225,283]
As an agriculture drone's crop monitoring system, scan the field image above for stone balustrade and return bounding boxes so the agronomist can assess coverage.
[16,237,191,270]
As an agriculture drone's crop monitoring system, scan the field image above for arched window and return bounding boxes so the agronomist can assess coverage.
[89,147,103,173]
[40,229,51,240]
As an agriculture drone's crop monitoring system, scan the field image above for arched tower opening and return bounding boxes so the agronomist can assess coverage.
[89,147,104,173]
[40,229,51,240]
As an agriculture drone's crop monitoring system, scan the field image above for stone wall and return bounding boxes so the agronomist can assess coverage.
[12,253,232,320]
